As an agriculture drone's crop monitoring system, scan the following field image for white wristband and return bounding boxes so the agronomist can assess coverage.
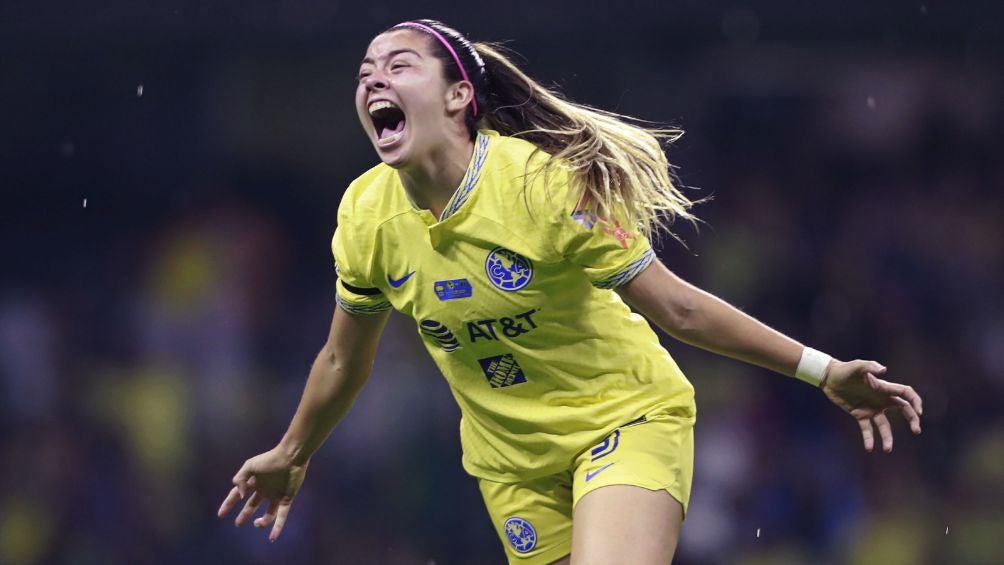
[795,347,832,387]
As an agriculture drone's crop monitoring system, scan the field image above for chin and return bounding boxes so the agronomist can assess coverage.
[380,156,408,170]
[374,139,419,170]
[375,146,408,169]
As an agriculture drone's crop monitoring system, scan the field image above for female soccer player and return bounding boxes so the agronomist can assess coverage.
[217,20,924,564]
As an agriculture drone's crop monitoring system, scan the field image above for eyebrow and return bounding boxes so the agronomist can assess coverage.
[361,48,422,65]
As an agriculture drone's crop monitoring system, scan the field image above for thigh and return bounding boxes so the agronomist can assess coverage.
[478,472,575,565]
[569,412,694,564]
[571,485,683,564]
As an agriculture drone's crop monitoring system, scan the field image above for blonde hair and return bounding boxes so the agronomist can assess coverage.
[473,42,699,241]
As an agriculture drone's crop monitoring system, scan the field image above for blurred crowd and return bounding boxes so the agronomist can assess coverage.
[2,4,1003,564]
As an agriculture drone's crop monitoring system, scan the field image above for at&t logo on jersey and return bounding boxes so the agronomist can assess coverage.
[485,247,533,292]
[503,516,537,553]
[467,309,539,342]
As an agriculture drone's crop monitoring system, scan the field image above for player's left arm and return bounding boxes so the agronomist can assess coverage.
[617,258,923,453]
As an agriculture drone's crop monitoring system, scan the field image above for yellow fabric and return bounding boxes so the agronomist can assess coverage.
[332,130,696,481]
[571,409,695,515]
[477,410,695,564]
[478,475,573,565]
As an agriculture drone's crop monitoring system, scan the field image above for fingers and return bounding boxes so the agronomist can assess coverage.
[235,491,264,527]
[868,374,925,435]
[233,463,254,499]
[863,360,887,376]
[892,397,922,435]
[232,488,293,542]
[858,418,875,452]
[270,499,293,542]
[864,371,881,390]
[865,367,923,417]
[889,382,923,417]
[846,360,921,454]
[847,360,886,383]
[873,412,894,453]
[254,499,279,529]
[252,497,295,542]
[218,486,243,518]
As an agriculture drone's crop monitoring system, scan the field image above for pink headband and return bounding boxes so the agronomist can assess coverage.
[394,21,478,117]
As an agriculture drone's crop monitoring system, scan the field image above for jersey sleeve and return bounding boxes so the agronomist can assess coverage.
[331,212,392,316]
[552,189,655,289]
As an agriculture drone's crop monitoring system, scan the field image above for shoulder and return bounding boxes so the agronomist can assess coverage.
[482,130,552,175]
[480,130,578,217]
[337,162,409,229]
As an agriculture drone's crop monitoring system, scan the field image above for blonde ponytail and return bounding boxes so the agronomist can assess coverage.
[474,42,700,241]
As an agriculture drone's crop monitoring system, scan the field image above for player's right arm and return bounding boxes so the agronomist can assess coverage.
[278,303,390,464]
[217,303,390,542]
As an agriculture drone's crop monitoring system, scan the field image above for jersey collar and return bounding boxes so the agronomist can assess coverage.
[438,130,491,222]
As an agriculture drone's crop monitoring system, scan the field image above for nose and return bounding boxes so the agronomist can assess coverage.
[362,71,389,91]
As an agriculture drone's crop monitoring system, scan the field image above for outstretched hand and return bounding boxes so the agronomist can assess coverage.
[217,447,309,542]
[820,360,923,453]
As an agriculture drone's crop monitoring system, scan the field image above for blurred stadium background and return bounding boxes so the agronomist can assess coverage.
[2,1,1003,563]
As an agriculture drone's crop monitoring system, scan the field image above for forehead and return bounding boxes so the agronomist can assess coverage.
[361,29,433,63]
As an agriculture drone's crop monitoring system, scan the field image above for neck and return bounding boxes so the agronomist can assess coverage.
[399,132,476,220]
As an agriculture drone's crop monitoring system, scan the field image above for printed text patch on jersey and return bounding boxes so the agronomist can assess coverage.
[467,309,539,342]
[434,278,473,301]
[478,353,527,388]
[419,319,461,352]
[484,247,533,292]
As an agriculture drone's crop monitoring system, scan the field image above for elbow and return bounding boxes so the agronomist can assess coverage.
[320,342,373,385]
[321,343,338,367]
[624,281,702,337]
[668,293,702,337]
[321,344,356,377]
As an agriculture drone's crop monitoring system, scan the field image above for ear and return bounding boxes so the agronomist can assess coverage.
[444,81,475,114]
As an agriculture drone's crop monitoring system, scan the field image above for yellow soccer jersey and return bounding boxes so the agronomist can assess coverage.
[332,130,695,482]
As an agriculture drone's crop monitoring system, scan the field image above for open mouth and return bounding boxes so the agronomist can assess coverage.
[369,100,406,146]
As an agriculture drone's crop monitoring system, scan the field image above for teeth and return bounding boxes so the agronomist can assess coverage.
[368,100,399,116]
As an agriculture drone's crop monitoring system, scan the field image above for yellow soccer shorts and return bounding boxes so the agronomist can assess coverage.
[477,410,695,564]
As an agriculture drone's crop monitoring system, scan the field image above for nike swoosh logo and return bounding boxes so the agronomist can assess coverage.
[585,462,615,482]
[387,271,416,288]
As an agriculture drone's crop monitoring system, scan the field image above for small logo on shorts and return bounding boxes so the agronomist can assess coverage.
[585,462,616,482]
[590,429,620,462]
[504,516,537,553]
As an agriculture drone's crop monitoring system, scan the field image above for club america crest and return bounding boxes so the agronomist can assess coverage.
[485,247,533,292]
[503,516,537,553]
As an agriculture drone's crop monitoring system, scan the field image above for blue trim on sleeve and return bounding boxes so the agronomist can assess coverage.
[336,293,392,315]
[593,248,655,289]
